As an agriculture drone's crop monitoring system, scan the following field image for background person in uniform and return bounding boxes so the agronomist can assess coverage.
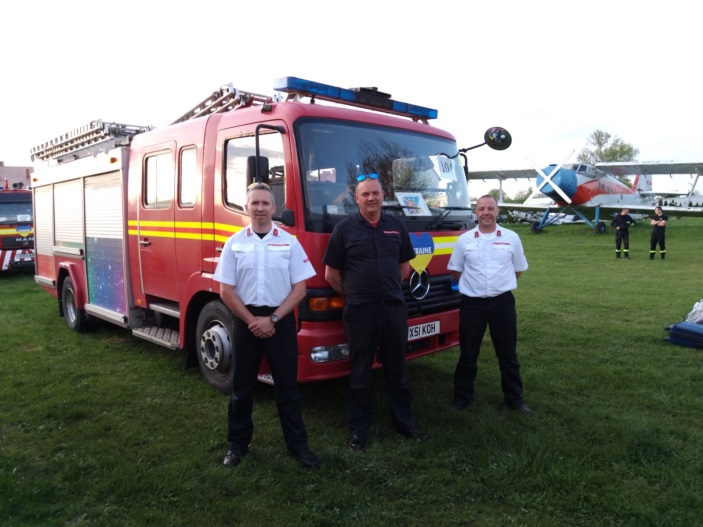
[447,195,532,414]
[323,173,429,452]
[213,182,320,470]
[612,207,635,258]
[650,206,667,260]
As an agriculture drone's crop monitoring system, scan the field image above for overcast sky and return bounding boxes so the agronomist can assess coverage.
[2,0,700,196]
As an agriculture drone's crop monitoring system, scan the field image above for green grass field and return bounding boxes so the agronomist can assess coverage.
[1,219,702,527]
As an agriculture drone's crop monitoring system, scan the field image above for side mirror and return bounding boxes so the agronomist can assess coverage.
[280,209,295,227]
[458,127,512,181]
[247,155,270,184]
[484,127,512,151]
[459,127,512,153]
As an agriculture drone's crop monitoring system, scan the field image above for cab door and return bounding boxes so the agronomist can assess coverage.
[136,144,179,301]
[214,124,289,241]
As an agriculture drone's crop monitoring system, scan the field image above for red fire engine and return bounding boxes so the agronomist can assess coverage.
[30,77,510,392]
[0,180,35,271]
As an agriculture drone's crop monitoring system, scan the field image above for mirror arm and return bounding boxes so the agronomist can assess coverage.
[459,142,487,153]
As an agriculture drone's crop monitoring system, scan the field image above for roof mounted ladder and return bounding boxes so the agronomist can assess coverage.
[30,120,153,164]
[170,83,276,125]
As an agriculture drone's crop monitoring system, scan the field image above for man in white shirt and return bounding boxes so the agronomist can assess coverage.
[213,182,320,469]
[447,195,531,414]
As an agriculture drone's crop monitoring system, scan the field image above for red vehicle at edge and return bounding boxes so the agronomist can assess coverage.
[0,181,34,272]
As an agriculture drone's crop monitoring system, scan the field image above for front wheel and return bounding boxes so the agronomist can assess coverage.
[61,277,89,332]
[195,300,236,393]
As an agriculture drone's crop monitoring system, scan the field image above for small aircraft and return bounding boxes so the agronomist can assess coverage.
[509,210,584,227]
[469,157,703,231]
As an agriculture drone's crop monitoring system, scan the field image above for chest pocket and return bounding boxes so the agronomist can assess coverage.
[268,244,291,269]
[492,243,514,264]
[462,242,480,263]
[232,243,256,269]
[378,232,402,260]
[344,234,371,262]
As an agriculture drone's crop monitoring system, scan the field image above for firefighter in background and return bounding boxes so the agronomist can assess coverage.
[612,207,635,258]
[650,206,668,260]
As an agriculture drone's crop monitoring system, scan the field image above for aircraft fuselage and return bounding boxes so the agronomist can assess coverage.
[538,164,655,208]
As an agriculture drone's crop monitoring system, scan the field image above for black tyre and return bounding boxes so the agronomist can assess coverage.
[61,277,89,332]
[195,300,236,393]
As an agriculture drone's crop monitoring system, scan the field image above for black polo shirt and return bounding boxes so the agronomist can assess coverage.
[323,212,416,307]
[652,214,668,233]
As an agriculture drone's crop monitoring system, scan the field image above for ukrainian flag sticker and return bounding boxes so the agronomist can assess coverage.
[409,233,434,272]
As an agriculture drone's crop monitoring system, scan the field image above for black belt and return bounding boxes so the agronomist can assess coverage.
[246,305,278,316]
[463,291,512,300]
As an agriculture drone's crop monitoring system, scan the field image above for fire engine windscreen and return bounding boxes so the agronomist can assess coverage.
[297,120,470,231]
[0,200,33,224]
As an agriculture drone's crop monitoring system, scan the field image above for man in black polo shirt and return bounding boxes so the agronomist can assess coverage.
[612,207,635,258]
[649,206,667,260]
[323,173,429,451]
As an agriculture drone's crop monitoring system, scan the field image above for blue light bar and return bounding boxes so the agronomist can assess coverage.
[273,77,438,120]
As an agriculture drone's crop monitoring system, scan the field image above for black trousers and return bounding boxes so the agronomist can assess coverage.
[650,230,666,252]
[343,302,416,436]
[615,230,630,251]
[228,306,308,454]
[453,292,524,406]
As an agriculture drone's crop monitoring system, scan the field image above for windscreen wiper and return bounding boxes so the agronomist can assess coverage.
[425,207,472,230]
[382,203,423,212]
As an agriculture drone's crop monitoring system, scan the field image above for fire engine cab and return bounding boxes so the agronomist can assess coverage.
[30,77,510,392]
[0,180,34,272]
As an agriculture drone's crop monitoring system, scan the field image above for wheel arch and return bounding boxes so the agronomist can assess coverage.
[57,262,87,316]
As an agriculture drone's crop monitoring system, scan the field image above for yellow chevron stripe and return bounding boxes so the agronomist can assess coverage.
[126,220,457,250]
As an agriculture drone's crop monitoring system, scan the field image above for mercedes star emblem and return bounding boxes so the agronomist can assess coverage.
[409,270,431,300]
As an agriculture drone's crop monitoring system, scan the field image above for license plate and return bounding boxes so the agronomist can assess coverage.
[408,321,440,341]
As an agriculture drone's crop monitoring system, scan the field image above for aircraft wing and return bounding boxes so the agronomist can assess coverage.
[473,162,703,179]
[475,160,703,220]
[584,203,703,216]
[597,161,703,198]
[468,169,536,180]
[595,161,703,176]
[501,201,703,217]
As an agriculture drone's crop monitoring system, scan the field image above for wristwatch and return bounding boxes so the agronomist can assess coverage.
[270,314,280,325]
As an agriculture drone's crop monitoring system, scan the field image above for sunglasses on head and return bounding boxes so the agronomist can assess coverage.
[356,173,379,182]
[247,181,271,191]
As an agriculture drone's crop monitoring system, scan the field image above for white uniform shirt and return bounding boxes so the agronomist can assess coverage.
[447,227,528,298]
[213,225,315,307]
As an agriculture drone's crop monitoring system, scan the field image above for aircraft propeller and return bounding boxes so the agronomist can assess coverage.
[530,150,575,204]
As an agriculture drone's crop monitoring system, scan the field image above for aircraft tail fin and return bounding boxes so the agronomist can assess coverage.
[633,173,653,193]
